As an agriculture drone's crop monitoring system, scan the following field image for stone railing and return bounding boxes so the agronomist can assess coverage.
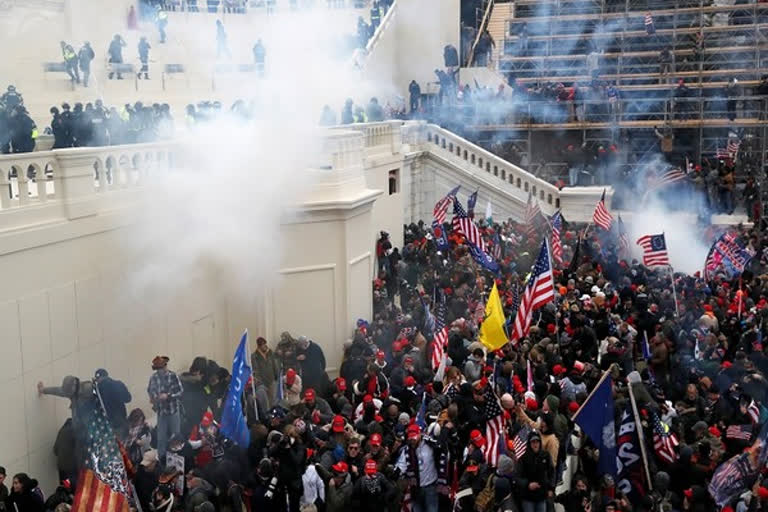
[422,124,561,210]
[0,142,175,228]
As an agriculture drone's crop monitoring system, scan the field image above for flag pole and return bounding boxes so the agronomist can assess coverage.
[628,380,654,492]
[571,370,611,421]
[545,237,561,345]
[668,265,679,317]
[244,329,259,423]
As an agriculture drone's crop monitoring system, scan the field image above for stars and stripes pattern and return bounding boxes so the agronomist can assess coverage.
[72,396,130,512]
[647,168,687,192]
[726,424,753,441]
[433,185,460,224]
[430,292,450,372]
[716,146,730,160]
[636,233,670,267]
[523,191,541,237]
[483,384,505,467]
[644,12,655,34]
[551,211,563,266]
[592,189,614,230]
[510,240,555,343]
[728,138,741,156]
[492,231,503,261]
[452,197,487,252]
[617,215,630,257]
[512,424,532,460]
[652,411,679,464]
[748,400,760,424]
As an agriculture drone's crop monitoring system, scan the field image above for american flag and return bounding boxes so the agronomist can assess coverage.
[72,395,130,512]
[652,411,679,465]
[430,292,449,371]
[728,138,741,156]
[551,211,563,266]
[510,240,555,343]
[592,189,613,231]
[512,424,532,460]
[636,233,670,267]
[483,384,505,467]
[644,12,654,33]
[467,190,478,218]
[452,197,487,252]
[716,146,730,160]
[523,190,541,237]
[647,168,687,192]
[433,185,460,224]
[726,424,753,441]
[492,231,503,261]
[748,400,760,424]
[617,215,630,257]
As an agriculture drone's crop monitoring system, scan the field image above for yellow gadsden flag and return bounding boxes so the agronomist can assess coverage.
[478,282,508,350]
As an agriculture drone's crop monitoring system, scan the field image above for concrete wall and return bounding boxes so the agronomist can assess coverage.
[0,222,233,494]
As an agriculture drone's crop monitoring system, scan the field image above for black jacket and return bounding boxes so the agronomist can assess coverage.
[516,441,554,502]
[97,377,132,427]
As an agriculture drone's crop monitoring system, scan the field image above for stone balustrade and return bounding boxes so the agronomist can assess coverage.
[0,143,175,229]
[423,124,562,211]
[0,121,614,231]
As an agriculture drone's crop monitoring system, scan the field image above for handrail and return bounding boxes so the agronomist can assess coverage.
[423,123,560,208]
[466,0,495,67]
[365,0,397,56]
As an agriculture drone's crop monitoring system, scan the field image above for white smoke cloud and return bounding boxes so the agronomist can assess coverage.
[624,199,710,275]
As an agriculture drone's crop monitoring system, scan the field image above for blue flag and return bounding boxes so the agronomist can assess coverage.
[641,332,652,360]
[415,392,428,429]
[467,190,478,218]
[616,404,646,501]
[468,243,501,275]
[574,374,617,477]
[432,219,449,252]
[220,330,252,447]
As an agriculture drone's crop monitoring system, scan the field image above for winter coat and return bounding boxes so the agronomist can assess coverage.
[298,341,328,394]
[97,376,132,428]
[252,349,279,385]
[326,474,354,512]
[516,441,554,502]
[53,419,77,475]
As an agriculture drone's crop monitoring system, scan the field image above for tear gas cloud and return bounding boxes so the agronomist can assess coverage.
[109,8,392,302]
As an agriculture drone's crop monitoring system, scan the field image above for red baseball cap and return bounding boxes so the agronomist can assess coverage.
[363,394,374,404]
[286,368,297,386]
[525,397,539,411]
[336,377,347,391]
[201,411,214,427]
[470,429,485,447]
[370,433,382,446]
[304,388,315,401]
[404,376,416,387]
[407,424,420,440]
[683,489,693,499]
[331,461,348,474]
[332,415,345,433]
[365,459,378,475]
[376,350,386,361]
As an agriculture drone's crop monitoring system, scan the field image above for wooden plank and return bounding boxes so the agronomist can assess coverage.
[469,118,764,131]
[500,45,765,62]
[507,3,768,24]
[509,68,764,84]
[506,22,768,42]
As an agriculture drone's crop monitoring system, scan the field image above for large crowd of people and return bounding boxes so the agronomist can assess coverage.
[6,200,768,512]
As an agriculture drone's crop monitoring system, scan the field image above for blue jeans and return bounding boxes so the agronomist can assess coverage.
[411,483,438,512]
[156,410,180,460]
[522,500,547,512]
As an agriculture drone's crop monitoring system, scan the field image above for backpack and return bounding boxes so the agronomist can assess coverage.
[474,474,495,512]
